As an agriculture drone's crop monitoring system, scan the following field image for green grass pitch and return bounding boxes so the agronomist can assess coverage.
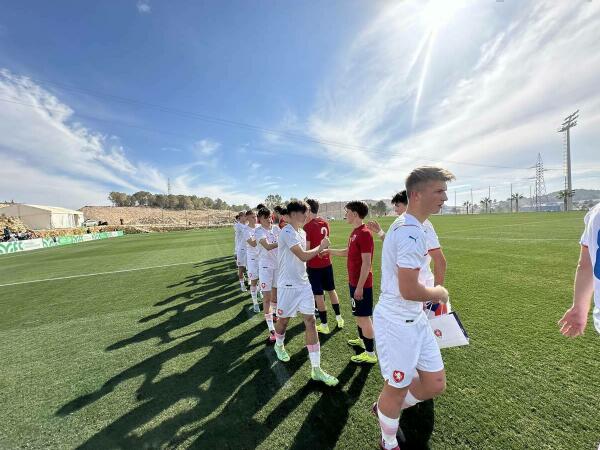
[1,212,598,449]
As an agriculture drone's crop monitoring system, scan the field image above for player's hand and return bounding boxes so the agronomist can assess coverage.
[319,248,331,256]
[367,221,381,234]
[354,286,364,301]
[319,237,330,250]
[558,306,587,337]
[432,285,449,303]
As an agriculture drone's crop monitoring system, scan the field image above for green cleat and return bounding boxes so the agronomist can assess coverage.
[316,323,331,335]
[274,343,290,362]
[336,316,345,329]
[350,351,378,364]
[311,367,339,386]
[347,337,365,349]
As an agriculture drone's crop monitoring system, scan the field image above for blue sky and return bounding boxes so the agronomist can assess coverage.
[0,0,599,209]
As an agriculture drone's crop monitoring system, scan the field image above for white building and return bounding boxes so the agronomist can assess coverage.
[0,204,84,229]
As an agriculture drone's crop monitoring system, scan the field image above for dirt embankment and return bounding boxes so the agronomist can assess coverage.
[80,206,236,227]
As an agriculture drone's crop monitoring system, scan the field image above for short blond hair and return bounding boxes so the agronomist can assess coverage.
[405,166,455,197]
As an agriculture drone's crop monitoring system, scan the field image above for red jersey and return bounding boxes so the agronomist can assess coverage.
[347,223,374,288]
[303,218,332,269]
[279,217,286,229]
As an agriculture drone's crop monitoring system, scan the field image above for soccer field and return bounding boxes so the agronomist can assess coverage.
[1,212,598,449]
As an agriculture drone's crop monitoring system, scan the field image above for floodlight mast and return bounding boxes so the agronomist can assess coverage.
[557,110,578,211]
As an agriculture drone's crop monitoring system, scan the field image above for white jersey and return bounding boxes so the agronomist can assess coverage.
[243,224,260,259]
[580,203,600,333]
[234,222,246,252]
[255,225,279,268]
[277,224,310,288]
[378,213,428,321]
[419,219,441,285]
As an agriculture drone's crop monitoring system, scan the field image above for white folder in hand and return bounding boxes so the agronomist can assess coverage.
[428,311,469,349]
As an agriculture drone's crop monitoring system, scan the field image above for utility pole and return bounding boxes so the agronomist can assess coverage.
[470,188,473,215]
[510,183,513,213]
[558,110,578,211]
[534,153,548,212]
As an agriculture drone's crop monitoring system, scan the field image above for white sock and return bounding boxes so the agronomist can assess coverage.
[336,314,342,320]
[402,390,422,409]
[377,406,399,449]
[265,314,275,332]
[250,287,258,305]
[307,348,320,368]
[367,351,376,357]
[239,280,245,288]
[275,332,285,346]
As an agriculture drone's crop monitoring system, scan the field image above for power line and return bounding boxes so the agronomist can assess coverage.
[0,96,537,171]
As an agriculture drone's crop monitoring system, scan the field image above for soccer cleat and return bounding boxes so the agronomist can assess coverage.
[379,438,400,450]
[274,343,290,362]
[240,284,247,292]
[311,367,339,386]
[336,316,345,329]
[253,303,260,313]
[350,351,377,364]
[316,323,331,335]
[267,332,276,345]
[347,338,366,349]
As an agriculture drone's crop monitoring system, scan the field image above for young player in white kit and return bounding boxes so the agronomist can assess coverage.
[369,190,449,318]
[242,210,261,312]
[235,211,248,292]
[559,202,600,337]
[273,200,339,387]
[255,207,280,344]
[372,167,455,450]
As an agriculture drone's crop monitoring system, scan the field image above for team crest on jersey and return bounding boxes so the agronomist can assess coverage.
[261,282,266,289]
[392,370,405,383]
[434,329,442,338]
[277,309,283,316]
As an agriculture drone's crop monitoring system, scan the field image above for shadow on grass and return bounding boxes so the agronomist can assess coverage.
[57,255,363,449]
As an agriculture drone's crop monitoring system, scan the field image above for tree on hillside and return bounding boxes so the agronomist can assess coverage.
[373,200,387,216]
[108,191,130,207]
[265,194,283,208]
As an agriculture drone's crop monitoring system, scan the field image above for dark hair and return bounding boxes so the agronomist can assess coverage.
[238,210,246,217]
[280,207,288,216]
[256,203,266,210]
[286,200,308,214]
[245,209,256,216]
[345,200,369,219]
[405,166,455,197]
[273,205,284,215]
[257,207,271,219]
[391,190,408,206]
[305,198,319,214]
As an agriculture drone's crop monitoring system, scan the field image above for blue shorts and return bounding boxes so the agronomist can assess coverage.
[307,265,336,296]
[349,284,373,317]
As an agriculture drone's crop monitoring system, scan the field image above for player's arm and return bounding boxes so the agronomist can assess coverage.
[558,245,594,337]
[353,252,372,300]
[367,221,385,241]
[246,236,257,247]
[429,248,447,286]
[290,237,330,262]
[259,238,278,250]
[323,247,348,257]
[398,267,448,303]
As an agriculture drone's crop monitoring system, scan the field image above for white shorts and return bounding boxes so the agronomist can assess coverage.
[276,285,314,318]
[373,306,444,389]
[236,248,247,267]
[259,265,278,291]
[246,257,259,280]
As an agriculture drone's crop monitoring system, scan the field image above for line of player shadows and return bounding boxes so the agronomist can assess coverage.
[55,255,433,449]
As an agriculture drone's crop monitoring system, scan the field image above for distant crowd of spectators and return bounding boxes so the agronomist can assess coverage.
[2,226,34,242]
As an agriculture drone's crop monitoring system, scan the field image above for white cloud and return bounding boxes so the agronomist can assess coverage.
[305,1,600,203]
[136,1,151,14]
[0,70,256,208]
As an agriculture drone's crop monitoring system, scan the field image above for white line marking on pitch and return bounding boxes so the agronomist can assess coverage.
[0,260,205,288]
[440,236,573,242]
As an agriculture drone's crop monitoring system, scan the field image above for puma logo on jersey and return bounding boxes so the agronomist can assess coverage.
[408,236,417,242]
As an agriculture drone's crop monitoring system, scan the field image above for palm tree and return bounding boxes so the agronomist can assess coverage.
[511,193,524,212]
[480,197,492,213]
[556,189,575,212]
[462,201,471,214]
